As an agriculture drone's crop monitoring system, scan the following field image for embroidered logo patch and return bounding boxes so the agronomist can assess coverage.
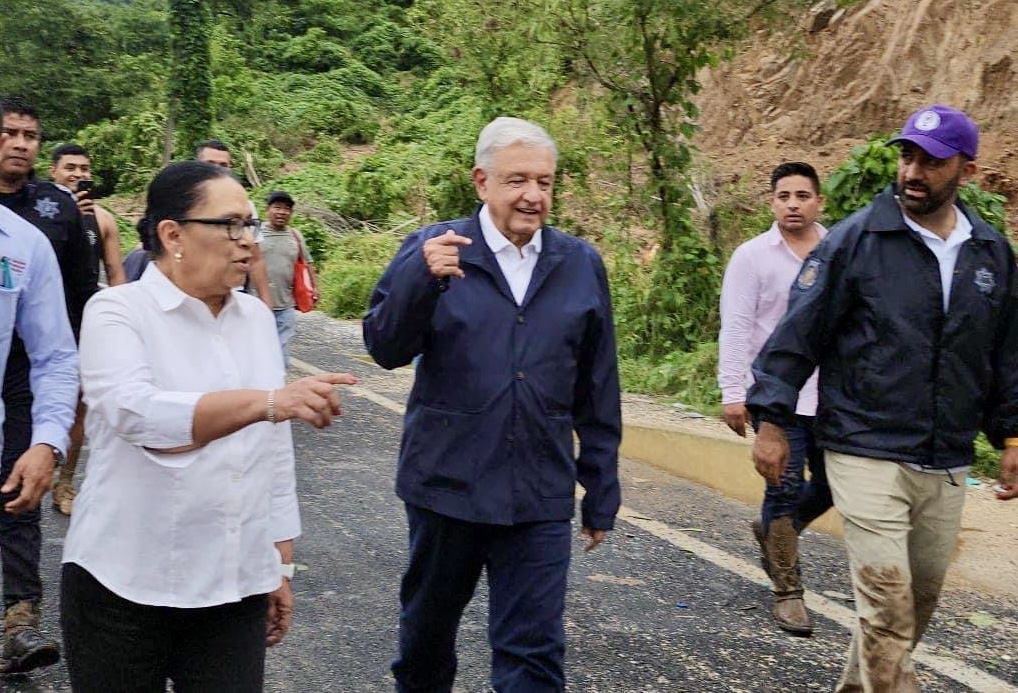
[33,197,60,220]
[796,258,821,290]
[974,267,996,294]
[915,110,942,132]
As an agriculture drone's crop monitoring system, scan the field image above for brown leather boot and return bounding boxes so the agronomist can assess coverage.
[751,518,771,578]
[52,456,78,515]
[764,516,813,636]
[0,601,59,673]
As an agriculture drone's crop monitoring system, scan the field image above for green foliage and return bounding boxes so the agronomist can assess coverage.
[76,111,167,193]
[706,175,775,258]
[974,433,1000,480]
[316,231,402,318]
[959,183,1008,233]
[821,135,898,225]
[618,342,721,415]
[169,0,214,157]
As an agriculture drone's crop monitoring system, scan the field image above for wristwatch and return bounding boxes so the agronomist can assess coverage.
[280,563,296,580]
[48,445,64,466]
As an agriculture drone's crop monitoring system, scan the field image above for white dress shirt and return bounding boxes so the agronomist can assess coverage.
[63,263,300,608]
[479,204,541,305]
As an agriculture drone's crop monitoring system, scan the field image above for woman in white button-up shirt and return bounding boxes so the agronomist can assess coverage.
[60,161,356,691]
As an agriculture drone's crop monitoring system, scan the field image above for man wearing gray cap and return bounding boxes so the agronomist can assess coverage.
[747,104,1018,691]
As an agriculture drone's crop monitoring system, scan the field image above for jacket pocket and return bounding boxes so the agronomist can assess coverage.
[539,414,576,499]
[405,405,483,495]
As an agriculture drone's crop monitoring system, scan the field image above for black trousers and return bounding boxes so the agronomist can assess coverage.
[1,392,42,608]
[61,563,268,692]
[392,504,571,693]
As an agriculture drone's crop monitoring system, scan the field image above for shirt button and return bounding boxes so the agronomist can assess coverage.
[515,371,525,380]
[506,434,515,442]
[231,473,242,482]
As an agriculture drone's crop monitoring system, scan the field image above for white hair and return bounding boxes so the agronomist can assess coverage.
[474,117,559,172]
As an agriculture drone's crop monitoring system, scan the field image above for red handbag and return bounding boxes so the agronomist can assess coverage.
[290,230,315,313]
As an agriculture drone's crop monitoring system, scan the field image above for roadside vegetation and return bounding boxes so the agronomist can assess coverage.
[2,0,1007,476]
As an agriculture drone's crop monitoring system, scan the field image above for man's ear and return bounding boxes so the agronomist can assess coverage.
[959,158,978,186]
[472,166,488,201]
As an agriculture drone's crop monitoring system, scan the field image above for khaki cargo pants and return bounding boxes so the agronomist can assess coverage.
[825,451,966,693]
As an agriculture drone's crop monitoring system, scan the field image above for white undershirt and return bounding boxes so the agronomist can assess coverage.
[479,204,541,305]
[901,205,972,312]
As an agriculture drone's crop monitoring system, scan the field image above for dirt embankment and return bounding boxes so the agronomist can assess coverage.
[693,0,1018,224]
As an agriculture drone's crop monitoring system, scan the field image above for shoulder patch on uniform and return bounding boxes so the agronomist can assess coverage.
[33,196,60,220]
[974,267,996,295]
[796,257,821,290]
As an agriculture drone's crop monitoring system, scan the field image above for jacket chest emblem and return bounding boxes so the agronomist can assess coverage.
[33,196,60,220]
[796,258,821,290]
[973,267,996,295]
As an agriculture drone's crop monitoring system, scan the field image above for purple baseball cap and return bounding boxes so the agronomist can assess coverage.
[886,104,979,159]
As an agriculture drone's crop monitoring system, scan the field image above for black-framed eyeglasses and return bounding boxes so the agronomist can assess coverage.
[175,217,259,240]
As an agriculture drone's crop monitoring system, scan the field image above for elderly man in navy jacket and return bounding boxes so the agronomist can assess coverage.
[364,116,621,693]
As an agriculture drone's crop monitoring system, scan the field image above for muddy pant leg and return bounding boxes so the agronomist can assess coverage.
[826,451,918,693]
[761,422,809,533]
[907,471,965,644]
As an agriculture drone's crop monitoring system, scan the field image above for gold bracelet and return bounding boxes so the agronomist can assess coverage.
[1005,437,1018,449]
[266,390,276,423]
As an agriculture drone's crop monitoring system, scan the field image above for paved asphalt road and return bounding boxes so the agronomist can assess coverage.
[7,311,1018,692]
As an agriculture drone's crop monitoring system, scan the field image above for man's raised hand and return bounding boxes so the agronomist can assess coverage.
[423,229,472,279]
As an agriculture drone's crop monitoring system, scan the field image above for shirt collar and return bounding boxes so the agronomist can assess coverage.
[140,262,239,315]
[901,205,972,247]
[764,221,829,246]
[479,204,543,255]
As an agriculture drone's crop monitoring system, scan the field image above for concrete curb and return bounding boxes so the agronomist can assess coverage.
[620,422,843,536]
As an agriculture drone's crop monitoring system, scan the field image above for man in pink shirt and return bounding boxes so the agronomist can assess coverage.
[717,162,832,635]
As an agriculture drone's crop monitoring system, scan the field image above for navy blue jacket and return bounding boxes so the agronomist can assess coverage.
[363,211,622,529]
[748,187,1018,469]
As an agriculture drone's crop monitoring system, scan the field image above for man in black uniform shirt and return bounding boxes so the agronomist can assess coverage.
[0,95,97,674]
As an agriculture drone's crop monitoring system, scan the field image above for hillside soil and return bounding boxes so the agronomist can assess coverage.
[692,0,1018,227]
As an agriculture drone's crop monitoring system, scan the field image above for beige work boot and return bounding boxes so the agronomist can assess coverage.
[764,515,813,636]
[0,601,59,674]
[52,461,77,515]
[51,482,76,516]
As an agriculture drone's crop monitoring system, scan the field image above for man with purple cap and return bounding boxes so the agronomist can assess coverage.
[746,104,1018,691]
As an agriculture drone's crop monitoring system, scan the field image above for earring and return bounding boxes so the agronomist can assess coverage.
[174,252,183,263]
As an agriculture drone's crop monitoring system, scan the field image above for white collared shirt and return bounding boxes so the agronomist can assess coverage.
[901,205,972,312]
[63,264,300,608]
[479,204,542,305]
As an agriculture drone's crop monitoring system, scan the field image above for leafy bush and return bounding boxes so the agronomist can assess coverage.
[76,110,167,193]
[316,230,402,318]
[821,136,897,225]
[973,433,1000,480]
[618,342,722,415]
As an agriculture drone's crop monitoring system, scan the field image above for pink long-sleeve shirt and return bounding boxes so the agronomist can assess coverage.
[718,222,827,416]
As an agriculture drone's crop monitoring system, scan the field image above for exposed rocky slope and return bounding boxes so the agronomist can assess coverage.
[693,0,1018,222]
